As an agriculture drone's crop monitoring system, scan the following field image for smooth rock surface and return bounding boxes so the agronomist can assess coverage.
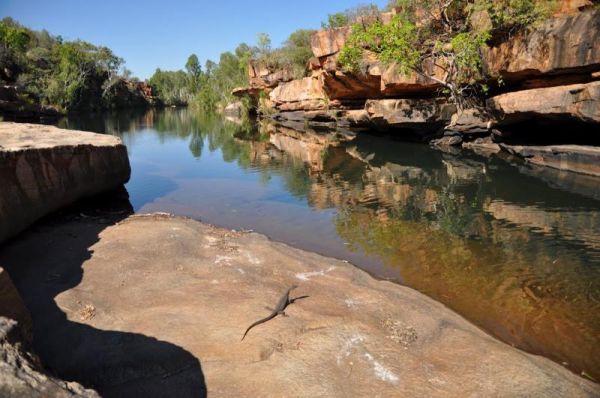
[501,143,600,176]
[0,122,130,243]
[269,76,330,111]
[487,81,600,124]
[1,214,598,397]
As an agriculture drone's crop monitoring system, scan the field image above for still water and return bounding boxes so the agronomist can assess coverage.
[58,107,600,381]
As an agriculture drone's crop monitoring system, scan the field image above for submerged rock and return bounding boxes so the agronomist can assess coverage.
[500,143,600,176]
[0,122,130,243]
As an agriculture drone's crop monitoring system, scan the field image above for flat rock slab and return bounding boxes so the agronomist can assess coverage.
[1,214,598,397]
[0,122,130,243]
[501,143,600,176]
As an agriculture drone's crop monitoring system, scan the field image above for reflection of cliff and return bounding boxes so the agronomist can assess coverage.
[244,121,600,380]
[485,201,600,254]
[334,209,600,381]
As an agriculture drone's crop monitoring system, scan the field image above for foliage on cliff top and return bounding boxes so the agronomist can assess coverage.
[321,3,381,29]
[339,0,556,108]
[253,30,315,79]
[0,17,146,112]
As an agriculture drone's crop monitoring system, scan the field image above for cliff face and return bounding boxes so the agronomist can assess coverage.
[234,5,600,176]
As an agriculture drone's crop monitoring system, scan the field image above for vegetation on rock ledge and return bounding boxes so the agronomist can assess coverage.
[0,17,148,113]
[338,0,557,108]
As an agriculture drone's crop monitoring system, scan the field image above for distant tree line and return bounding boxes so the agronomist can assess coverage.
[0,17,149,113]
[148,28,315,111]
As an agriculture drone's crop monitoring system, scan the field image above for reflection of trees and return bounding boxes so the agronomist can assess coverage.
[334,208,600,380]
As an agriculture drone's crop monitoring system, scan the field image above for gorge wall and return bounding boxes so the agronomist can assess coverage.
[233,2,600,177]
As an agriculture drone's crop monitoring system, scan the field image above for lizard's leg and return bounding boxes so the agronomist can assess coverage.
[280,311,288,317]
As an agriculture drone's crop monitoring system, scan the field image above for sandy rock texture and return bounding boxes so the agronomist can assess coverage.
[0,122,130,243]
[1,214,598,397]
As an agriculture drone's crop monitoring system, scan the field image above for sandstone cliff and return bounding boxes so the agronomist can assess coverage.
[234,4,600,176]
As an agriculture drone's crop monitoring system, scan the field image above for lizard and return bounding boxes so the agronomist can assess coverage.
[241,285,299,341]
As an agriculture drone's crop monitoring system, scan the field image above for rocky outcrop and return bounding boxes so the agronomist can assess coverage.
[233,62,297,99]
[488,81,600,125]
[365,99,456,133]
[233,7,600,176]
[0,213,598,396]
[311,26,352,59]
[248,61,296,89]
[0,122,131,243]
[484,9,600,86]
[269,76,331,111]
[501,144,600,176]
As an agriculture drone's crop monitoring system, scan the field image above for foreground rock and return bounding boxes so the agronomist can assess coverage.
[0,122,130,243]
[0,267,99,397]
[1,214,597,397]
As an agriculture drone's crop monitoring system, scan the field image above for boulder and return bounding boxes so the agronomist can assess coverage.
[269,76,331,111]
[0,122,131,243]
[462,137,502,155]
[311,26,352,58]
[365,99,456,132]
[445,109,493,135]
[484,9,600,84]
[487,81,600,125]
[248,61,296,89]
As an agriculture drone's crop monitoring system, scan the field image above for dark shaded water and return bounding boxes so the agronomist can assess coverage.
[58,107,600,381]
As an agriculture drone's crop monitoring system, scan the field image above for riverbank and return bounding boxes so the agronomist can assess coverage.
[1,211,598,396]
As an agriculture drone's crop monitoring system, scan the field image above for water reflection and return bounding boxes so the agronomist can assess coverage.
[59,108,600,381]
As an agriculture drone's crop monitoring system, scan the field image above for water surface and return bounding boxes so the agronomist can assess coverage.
[58,108,600,381]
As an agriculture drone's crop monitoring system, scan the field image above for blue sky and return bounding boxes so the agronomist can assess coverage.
[1,0,389,79]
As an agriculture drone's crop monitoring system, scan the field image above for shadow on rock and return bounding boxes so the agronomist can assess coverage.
[0,189,207,398]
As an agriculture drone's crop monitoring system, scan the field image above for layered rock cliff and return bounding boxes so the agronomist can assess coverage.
[233,3,600,176]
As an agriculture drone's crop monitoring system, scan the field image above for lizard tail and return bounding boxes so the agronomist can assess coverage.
[241,314,276,341]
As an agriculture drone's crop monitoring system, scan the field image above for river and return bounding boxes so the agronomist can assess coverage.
[57,107,600,381]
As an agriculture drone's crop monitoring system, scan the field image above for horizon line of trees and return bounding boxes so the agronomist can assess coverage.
[0,17,152,113]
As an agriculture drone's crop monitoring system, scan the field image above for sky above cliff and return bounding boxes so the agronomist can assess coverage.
[1,0,389,80]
